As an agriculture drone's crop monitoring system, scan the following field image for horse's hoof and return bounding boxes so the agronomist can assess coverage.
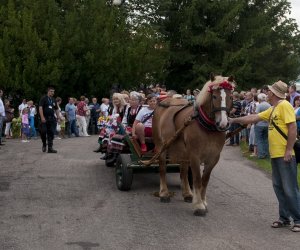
[184,196,193,203]
[193,209,207,216]
[160,196,171,203]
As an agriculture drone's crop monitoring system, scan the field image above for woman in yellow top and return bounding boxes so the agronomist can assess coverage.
[229,80,300,233]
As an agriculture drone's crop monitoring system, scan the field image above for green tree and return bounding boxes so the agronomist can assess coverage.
[160,0,300,91]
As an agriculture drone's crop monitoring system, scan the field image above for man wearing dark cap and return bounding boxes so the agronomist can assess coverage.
[39,87,60,153]
[229,80,300,233]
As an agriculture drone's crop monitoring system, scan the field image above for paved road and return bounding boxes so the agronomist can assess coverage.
[0,136,298,250]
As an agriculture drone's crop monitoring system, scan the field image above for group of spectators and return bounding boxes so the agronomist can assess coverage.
[0,84,191,148]
[0,92,38,145]
[227,84,300,160]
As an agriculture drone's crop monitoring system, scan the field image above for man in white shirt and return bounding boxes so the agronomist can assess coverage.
[100,98,110,117]
[0,88,6,146]
[18,99,28,116]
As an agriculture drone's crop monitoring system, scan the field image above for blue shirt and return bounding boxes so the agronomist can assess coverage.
[90,103,100,118]
[65,103,76,120]
[296,108,300,130]
[290,92,300,106]
[255,101,271,126]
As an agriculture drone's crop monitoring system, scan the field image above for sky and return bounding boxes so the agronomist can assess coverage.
[289,0,300,27]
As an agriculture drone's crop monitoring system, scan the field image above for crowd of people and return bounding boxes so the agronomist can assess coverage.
[1,83,300,155]
[0,84,192,151]
[227,83,300,160]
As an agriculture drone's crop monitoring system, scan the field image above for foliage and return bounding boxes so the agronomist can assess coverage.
[0,0,299,102]
[0,0,167,102]
[159,0,300,92]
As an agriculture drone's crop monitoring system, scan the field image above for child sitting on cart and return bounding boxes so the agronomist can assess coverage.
[132,93,157,153]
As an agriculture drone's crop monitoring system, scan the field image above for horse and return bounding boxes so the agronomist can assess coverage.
[152,74,234,216]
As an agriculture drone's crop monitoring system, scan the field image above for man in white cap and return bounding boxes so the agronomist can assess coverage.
[229,80,300,232]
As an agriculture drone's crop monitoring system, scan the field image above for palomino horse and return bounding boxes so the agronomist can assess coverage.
[152,75,234,216]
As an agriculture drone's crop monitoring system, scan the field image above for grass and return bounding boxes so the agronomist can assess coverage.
[239,141,300,185]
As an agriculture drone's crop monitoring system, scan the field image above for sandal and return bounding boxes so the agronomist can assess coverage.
[291,224,300,232]
[271,220,291,228]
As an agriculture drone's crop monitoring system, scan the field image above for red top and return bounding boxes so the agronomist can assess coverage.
[77,101,86,116]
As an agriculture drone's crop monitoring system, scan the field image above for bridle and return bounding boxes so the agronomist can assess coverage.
[205,81,234,131]
[209,101,232,118]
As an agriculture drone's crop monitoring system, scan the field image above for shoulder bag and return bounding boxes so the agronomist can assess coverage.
[271,119,300,163]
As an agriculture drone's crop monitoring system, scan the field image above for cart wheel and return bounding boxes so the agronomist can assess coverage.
[115,154,133,191]
[188,167,193,189]
[105,153,117,167]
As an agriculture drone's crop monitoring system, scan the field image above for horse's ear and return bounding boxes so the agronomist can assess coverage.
[210,72,215,82]
[228,75,234,82]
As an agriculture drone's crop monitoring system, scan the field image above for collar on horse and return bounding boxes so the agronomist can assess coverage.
[193,101,229,132]
[194,105,219,132]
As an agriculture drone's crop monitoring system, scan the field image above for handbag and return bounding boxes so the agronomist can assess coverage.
[271,120,300,163]
[5,110,14,122]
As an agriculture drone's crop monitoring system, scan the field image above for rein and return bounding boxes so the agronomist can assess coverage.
[140,102,194,166]
[158,102,192,108]
[140,115,195,166]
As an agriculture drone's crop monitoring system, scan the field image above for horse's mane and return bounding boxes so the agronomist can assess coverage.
[196,76,232,106]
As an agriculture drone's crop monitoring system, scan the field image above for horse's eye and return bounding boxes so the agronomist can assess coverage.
[212,95,217,99]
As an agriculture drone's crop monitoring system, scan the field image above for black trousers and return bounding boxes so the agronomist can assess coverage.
[91,117,99,135]
[40,120,56,148]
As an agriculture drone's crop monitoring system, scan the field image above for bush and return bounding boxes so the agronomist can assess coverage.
[11,117,22,138]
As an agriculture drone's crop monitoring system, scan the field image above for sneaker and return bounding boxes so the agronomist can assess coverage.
[21,140,29,143]
[55,137,61,140]
[141,144,147,153]
[42,145,46,152]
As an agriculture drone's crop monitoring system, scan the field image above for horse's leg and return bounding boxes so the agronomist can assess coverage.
[159,151,170,203]
[180,163,193,203]
[201,158,219,212]
[190,158,206,216]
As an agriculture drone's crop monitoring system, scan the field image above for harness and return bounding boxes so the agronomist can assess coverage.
[194,105,218,132]
[194,103,231,132]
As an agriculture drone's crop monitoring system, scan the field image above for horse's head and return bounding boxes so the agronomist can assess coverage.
[196,74,235,132]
